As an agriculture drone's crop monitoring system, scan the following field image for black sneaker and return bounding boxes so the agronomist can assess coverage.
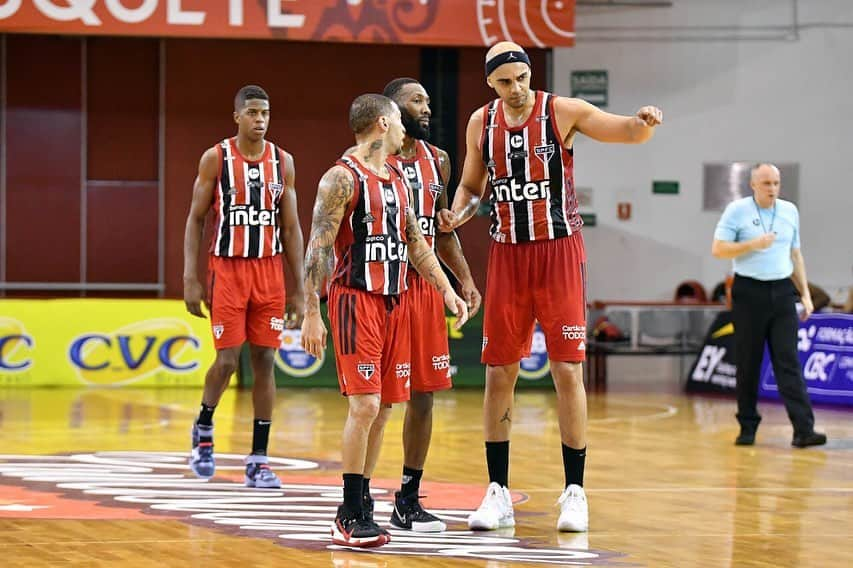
[362,492,390,537]
[792,431,827,448]
[389,491,447,532]
[331,505,389,548]
[735,430,756,446]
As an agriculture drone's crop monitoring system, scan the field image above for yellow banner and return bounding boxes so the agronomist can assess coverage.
[0,300,217,387]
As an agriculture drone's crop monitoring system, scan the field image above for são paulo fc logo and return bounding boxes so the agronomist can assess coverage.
[274,329,324,378]
[519,323,551,380]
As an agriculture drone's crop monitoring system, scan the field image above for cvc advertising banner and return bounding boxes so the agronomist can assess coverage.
[0,300,217,387]
[759,313,853,405]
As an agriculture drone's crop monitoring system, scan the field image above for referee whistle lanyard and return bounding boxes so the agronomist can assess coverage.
[752,197,777,234]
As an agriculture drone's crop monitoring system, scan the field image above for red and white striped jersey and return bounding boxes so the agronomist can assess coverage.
[332,156,411,296]
[386,140,444,251]
[479,90,582,244]
[209,137,286,258]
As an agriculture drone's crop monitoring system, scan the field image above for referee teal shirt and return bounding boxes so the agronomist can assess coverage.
[714,196,800,281]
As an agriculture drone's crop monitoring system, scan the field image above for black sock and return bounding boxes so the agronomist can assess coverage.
[562,444,586,488]
[197,402,216,427]
[196,403,216,443]
[252,419,271,455]
[362,477,371,501]
[343,473,364,514]
[485,441,509,487]
[400,466,423,498]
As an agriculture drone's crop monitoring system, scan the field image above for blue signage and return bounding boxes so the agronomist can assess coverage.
[760,313,853,405]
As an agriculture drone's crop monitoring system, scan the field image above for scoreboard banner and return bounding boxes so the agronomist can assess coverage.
[0,0,575,47]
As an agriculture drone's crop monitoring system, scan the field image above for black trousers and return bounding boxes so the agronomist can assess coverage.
[731,274,815,435]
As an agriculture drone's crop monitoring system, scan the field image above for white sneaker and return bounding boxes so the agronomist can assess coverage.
[467,482,515,530]
[556,484,588,532]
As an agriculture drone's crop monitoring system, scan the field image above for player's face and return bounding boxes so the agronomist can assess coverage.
[234,98,270,141]
[750,166,781,203]
[385,106,406,154]
[488,63,532,109]
[398,83,431,140]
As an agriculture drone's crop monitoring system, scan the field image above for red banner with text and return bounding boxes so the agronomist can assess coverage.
[0,1,575,47]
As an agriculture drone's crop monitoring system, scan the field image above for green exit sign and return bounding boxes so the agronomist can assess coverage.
[653,181,679,195]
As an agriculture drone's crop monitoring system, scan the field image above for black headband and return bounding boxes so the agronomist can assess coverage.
[485,51,531,77]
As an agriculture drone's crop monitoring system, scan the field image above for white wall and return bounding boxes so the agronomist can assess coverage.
[553,0,853,301]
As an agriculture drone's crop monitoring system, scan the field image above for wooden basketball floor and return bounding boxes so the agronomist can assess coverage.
[1,382,852,567]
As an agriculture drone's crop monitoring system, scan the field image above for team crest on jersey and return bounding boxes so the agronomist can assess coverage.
[212,324,224,339]
[267,182,283,202]
[534,143,556,165]
[510,134,524,149]
[383,187,396,204]
[357,363,375,380]
[429,183,443,199]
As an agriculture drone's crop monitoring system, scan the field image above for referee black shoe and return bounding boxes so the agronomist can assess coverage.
[792,431,827,448]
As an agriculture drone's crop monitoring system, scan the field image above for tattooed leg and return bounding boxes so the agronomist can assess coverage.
[484,363,520,442]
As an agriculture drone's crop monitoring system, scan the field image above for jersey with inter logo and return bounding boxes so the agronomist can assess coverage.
[479,90,582,244]
[332,156,410,295]
[386,140,444,251]
[210,137,286,258]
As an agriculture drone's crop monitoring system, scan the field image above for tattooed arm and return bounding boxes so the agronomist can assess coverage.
[406,206,470,329]
[300,165,354,358]
[433,148,482,317]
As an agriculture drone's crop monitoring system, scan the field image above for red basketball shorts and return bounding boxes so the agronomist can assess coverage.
[207,255,285,350]
[482,232,588,365]
[328,283,412,404]
[405,271,452,393]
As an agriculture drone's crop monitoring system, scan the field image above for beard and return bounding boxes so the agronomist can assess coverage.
[401,111,430,140]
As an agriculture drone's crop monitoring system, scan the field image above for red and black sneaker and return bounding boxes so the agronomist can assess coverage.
[331,505,390,548]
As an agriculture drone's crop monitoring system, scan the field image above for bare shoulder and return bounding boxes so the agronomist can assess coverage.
[199,146,219,174]
[468,106,486,127]
[552,95,596,118]
[341,145,358,158]
[319,165,355,195]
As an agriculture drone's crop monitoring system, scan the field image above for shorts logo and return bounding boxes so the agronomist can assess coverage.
[562,325,586,341]
[270,317,285,332]
[432,354,450,371]
[482,336,488,351]
[577,341,586,351]
[267,182,283,202]
[212,324,224,339]
[395,363,411,379]
[357,363,375,380]
[534,143,555,165]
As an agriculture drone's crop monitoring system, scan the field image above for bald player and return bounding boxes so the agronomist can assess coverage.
[438,42,663,533]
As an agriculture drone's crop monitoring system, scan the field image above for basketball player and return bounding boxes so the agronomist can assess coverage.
[183,85,305,488]
[438,43,663,532]
[300,94,468,548]
[381,77,481,532]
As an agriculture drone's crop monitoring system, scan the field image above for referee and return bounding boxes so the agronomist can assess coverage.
[712,163,826,448]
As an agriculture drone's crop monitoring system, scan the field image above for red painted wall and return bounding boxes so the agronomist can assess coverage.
[2,35,548,298]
